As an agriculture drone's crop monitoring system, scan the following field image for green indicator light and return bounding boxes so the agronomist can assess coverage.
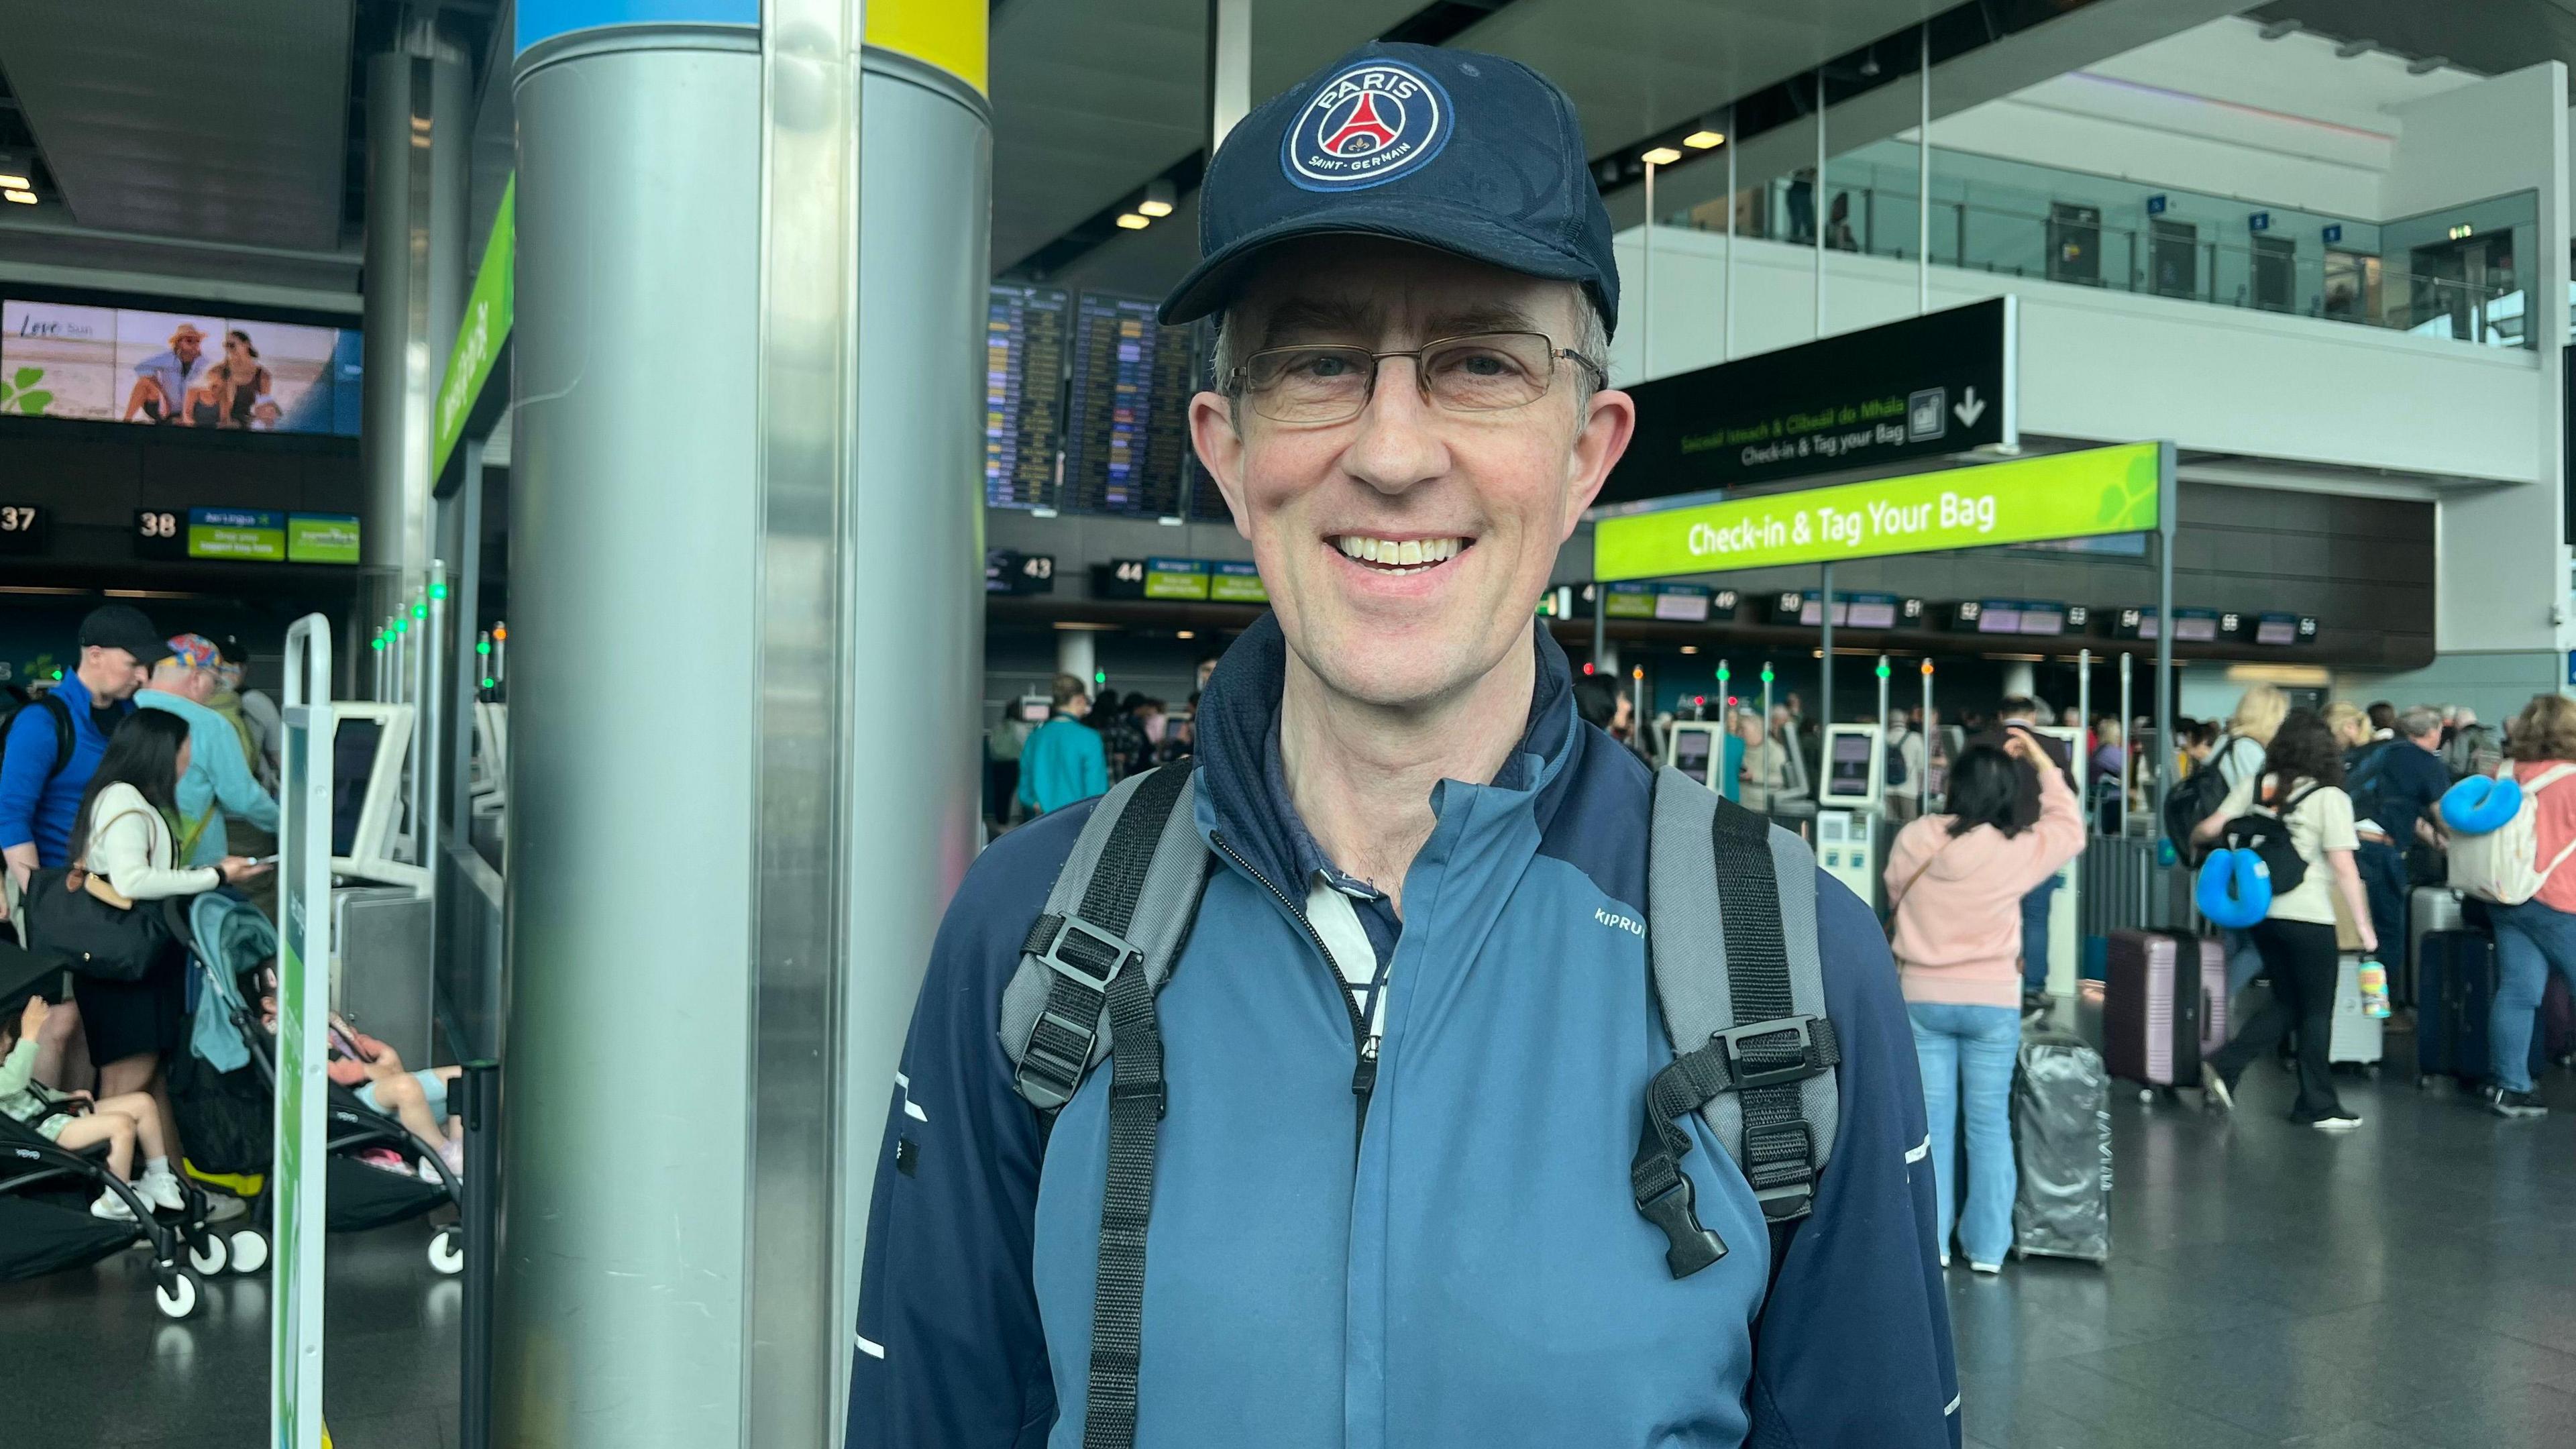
[1760,665,1775,684]
[1093,669,1106,686]
[371,638,385,651]
[394,619,409,635]
[1717,664,1731,682]
[482,677,495,690]
[50,668,64,681]
[430,581,449,601]
[411,604,427,621]
[1876,661,1891,680]
[476,639,491,655]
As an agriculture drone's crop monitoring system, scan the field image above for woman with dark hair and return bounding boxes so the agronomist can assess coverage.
[2195,707,2375,1129]
[1884,731,2082,1271]
[60,710,268,1203]
[2481,693,2576,1117]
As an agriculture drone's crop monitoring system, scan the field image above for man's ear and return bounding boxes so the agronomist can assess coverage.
[1561,387,1635,538]
[1188,392,1252,539]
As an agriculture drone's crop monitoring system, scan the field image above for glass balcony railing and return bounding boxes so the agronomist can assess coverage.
[1674,173,2526,349]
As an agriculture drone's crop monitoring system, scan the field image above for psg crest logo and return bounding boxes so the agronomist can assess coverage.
[1282,61,1452,191]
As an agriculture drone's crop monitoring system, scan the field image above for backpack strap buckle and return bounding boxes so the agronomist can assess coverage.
[1713,1014,1838,1091]
[1013,912,1141,1112]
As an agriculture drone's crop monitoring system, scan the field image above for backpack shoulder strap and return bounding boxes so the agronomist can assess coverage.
[999,760,1208,1112]
[1,694,75,788]
[1633,768,1842,1279]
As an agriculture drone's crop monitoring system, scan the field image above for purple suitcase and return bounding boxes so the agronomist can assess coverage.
[2105,929,2225,1087]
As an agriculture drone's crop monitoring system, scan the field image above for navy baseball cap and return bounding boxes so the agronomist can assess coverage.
[1159,42,1619,337]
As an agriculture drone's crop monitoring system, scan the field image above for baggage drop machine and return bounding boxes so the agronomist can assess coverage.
[2033,723,2084,1001]
[1815,724,1886,914]
[1662,718,1727,790]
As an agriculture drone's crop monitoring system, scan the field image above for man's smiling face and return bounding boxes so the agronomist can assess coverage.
[1189,237,1633,710]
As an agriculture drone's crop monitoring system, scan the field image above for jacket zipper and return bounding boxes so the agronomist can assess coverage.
[1210,830,1379,1155]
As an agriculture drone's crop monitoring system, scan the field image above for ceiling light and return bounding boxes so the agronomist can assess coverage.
[2407,55,2450,74]
[1682,130,1724,150]
[1177,630,1195,640]
[1680,645,1699,655]
[1,191,34,206]
[2258,20,2298,40]
[1138,180,1175,218]
[1115,213,1150,230]
[1641,146,1682,166]
[2334,39,2374,58]
[0,174,28,191]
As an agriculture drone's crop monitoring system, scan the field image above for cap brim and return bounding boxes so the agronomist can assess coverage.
[1158,197,1601,329]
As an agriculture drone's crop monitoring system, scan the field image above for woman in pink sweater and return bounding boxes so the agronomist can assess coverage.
[1882,731,2084,1271]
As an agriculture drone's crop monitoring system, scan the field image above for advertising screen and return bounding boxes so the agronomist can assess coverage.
[1,299,361,436]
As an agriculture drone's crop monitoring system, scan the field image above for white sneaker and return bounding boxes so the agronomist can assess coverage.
[137,1171,187,1213]
[438,1137,466,1181]
[1970,1260,2003,1275]
[90,1189,136,1222]
[2309,1112,2364,1132]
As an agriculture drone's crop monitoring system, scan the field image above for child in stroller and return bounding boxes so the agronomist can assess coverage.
[1,996,189,1219]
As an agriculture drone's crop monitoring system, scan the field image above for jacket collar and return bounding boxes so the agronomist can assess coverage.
[1192,612,1582,893]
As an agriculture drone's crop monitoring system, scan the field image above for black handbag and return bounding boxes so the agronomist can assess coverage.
[21,810,184,983]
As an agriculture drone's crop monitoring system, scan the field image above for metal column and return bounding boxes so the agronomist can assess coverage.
[1813,69,1826,336]
[1917,23,1931,312]
[360,12,470,617]
[1819,561,1835,727]
[1642,158,1656,377]
[1721,104,1735,363]
[502,23,767,1448]
[2153,441,2178,834]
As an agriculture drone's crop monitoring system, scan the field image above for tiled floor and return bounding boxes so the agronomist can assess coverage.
[5,1034,2573,1448]
[1953,1029,2576,1449]
[0,1214,463,1448]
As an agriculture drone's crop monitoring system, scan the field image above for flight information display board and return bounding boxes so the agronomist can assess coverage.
[1063,293,1195,517]
[985,284,1068,510]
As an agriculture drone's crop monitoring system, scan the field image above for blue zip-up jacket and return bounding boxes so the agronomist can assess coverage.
[0,674,127,867]
[1017,714,1110,816]
[849,618,1958,1448]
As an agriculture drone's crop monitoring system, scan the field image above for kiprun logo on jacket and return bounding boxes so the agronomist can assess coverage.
[1594,906,1645,937]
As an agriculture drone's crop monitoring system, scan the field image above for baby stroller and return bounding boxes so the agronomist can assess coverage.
[178,893,464,1275]
[0,945,234,1320]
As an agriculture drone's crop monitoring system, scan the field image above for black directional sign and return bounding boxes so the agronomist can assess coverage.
[1602,296,2016,507]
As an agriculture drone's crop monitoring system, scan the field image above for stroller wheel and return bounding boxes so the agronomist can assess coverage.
[229,1227,270,1275]
[154,1268,203,1321]
[186,1230,230,1277]
[428,1224,465,1277]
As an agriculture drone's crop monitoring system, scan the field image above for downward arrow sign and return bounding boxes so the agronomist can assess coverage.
[1953,386,1987,429]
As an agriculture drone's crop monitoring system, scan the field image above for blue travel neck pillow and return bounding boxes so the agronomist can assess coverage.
[2196,847,2272,928]
[2440,774,2521,835]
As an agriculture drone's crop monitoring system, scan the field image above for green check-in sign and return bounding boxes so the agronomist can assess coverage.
[1594,441,2161,582]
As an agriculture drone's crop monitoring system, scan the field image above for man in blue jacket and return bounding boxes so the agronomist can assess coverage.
[1016,674,1110,817]
[0,604,167,1084]
[849,42,1957,1449]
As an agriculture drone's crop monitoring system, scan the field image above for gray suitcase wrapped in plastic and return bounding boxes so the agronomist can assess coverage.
[2012,1034,2111,1264]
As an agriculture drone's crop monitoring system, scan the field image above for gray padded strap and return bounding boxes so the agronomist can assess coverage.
[998,769,1210,1099]
[1644,767,1838,1177]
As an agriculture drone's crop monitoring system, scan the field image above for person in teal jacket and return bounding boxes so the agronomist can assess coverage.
[1016,674,1109,817]
[133,634,278,866]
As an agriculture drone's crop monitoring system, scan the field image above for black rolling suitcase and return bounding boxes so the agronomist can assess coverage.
[2102,929,2221,1091]
[2012,1034,2110,1263]
[2416,930,2496,1087]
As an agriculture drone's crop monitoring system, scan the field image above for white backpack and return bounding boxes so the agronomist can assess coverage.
[2449,763,2576,904]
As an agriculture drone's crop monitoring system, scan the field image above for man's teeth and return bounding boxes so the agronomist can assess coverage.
[1334,536,1465,569]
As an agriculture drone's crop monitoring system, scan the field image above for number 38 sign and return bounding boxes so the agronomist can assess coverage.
[135,508,185,561]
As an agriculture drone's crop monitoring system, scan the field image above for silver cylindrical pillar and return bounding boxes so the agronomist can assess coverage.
[360,13,471,614]
[1058,629,1097,690]
[2002,660,2036,700]
[502,27,766,1447]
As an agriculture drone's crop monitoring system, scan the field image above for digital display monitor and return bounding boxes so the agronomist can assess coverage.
[983,284,1068,509]
[0,298,362,435]
[1974,604,2022,634]
[1672,729,1712,785]
[1825,731,1878,800]
[1845,598,1898,630]
[1063,293,1195,517]
[1018,697,1050,723]
[2017,606,2065,636]
[331,716,383,859]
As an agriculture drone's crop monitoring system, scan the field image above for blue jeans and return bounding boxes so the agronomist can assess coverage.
[2488,899,2576,1093]
[2222,927,2265,997]
[1908,1002,2021,1265]
[2019,876,2059,991]
[2356,841,2408,985]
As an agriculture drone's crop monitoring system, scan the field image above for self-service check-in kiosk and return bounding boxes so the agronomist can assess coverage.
[329,705,436,1068]
[1662,719,1727,790]
[2033,724,2084,1000]
[1815,724,1885,913]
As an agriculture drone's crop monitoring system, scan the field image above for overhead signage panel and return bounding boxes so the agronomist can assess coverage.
[1594,441,2161,583]
[1603,297,2015,506]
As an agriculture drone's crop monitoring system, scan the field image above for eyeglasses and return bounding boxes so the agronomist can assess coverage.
[1226,331,1606,425]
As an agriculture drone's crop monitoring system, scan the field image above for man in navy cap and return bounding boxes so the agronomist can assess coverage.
[849,44,1957,1449]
